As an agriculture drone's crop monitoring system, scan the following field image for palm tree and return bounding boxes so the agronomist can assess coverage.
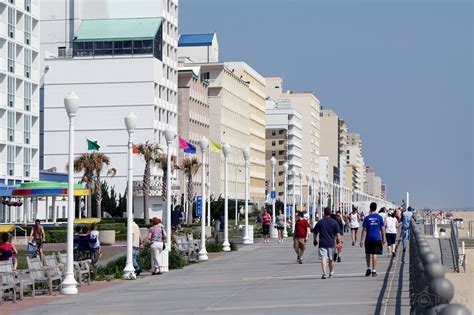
[180,157,202,224]
[155,153,178,202]
[135,142,162,224]
[73,152,115,218]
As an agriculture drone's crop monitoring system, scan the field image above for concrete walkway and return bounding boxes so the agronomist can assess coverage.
[16,234,410,315]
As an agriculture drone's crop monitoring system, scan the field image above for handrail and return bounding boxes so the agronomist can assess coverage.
[450,219,460,272]
[13,225,28,243]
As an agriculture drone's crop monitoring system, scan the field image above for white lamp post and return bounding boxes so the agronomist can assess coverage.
[318,180,323,220]
[306,175,312,220]
[242,149,251,244]
[291,171,296,232]
[283,163,288,238]
[299,172,303,217]
[62,91,79,295]
[222,143,231,252]
[312,178,316,226]
[164,128,176,252]
[270,157,277,238]
[123,112,137,279]
[198,137,209,261]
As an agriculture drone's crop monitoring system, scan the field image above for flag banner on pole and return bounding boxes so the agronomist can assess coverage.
[87,139,100,151]
[179,136,190,150]
[132,144,139,154]
[210,139,222,153]
[184,142,196,154]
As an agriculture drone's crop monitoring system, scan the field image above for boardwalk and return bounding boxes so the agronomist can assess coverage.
[17,234,409,315]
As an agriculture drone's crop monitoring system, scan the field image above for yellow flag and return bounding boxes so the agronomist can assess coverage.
[210,139,222,153]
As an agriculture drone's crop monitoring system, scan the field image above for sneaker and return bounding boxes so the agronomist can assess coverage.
[329,273,334,278]
[321,274,327,279]
[365,269,372,277]
[337,256,341,263]
[352,241,355,246]
[298,259,303,264]
[403,248,406,252]
[333,253,338,261]
[392,252,396,258]
[372,271,377,277]
[297,255,300,263]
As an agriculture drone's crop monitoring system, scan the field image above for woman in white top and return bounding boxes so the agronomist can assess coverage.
[349,209,360,246]
[385,211,399,257]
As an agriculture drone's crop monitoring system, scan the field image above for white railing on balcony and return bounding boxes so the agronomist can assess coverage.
[0,22,7,38]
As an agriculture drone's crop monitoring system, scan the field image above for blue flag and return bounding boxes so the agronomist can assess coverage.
[184,141,196,154]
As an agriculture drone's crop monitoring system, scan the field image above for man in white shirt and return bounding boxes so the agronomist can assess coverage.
[132,221,142,275]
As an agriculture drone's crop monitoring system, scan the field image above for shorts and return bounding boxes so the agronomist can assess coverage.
[351,227,359,232]
[262,225,270,236]
[386,233,397,246]
[276,225,284,231]
[365,240,383,255]
[318,247,335,260]
[293,238,306,251]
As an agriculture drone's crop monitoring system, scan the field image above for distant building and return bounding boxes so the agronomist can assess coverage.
[178,33,219,63]
[346,132,365,191]
[381,184,387,201]
[364,166,382,199]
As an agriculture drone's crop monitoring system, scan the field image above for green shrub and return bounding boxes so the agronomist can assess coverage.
[206,242,223,252]
[97,223,125,230]
[169,247,187,269]
[230,241,238,251]
[45,230,67,243]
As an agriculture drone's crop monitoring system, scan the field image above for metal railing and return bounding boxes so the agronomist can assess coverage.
[13,225,28,243]
[409,221,470,315]
[450,219,460,272]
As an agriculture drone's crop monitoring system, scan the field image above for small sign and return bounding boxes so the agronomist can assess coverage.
[196,196,202,216]
[271,191,276,199]
[286,206,292,217]
[309,206,313,216]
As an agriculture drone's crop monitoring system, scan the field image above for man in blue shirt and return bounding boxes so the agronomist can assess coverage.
[401,207,414,252]
[313,207,342,279]
[360,202,385,277]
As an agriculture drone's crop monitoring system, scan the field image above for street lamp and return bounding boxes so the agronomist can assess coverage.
[283,163,288,238]
[123,112,137,279]
[299,172,303,218]
[306,175,312,221]
[222,143,231,252]
[312,177,316,226]
[242,148,251,244]
[291,171,296,232]
[62,91,79,295]
[164,128,176,253]
[318,180,323,220]
[270,156,277,238]
[198,137,209,261]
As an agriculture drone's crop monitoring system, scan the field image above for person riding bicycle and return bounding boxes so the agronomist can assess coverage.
[29,219,45,262]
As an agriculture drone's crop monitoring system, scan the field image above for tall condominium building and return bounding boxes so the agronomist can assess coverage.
[320,109,347,187]
[374,176,382,199]
[226,62,266,202]
[364,165,382,198]
[265,99,303,197]
[0,0,40,185]
[319,156,329,184]
[266,77,320,195]
[177,65,209,195]
[381,184,387,201]
[40,0,179,218]
[345,132,365,191]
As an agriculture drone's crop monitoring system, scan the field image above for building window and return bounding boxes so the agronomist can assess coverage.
[278,150,284,155]
[7,77,15,107]
[24,115,30,144]
[7,146,14,176]
[24,148,30,177]
[271,140,275,146]
[8,42,15,73]
[24,48,31,78]
[24,16,31,45]
[279,129,284,134]
[271,131,276,136]
[7,111,15,142]
[25,0,31,12]
[271,151,275,157]
[8,7,15,39]
[24,82,31,111]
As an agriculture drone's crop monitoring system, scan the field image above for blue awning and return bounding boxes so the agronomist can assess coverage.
[178,33,214,47]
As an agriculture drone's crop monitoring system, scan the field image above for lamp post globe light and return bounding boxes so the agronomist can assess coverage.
[270,156,277,238]
[164,128,176,257]
[242,149,251,244]
[122,112,137,279]
[222,143,231,252]
[198,137,209,260]
[282,163,288,238]
[62,91,79,295]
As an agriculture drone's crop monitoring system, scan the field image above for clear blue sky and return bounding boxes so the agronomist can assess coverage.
[179,0,473,209]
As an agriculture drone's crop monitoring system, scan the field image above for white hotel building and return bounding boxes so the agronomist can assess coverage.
[40,0,179,219]
[0,0,40,186]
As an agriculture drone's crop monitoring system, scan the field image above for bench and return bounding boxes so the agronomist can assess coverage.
[26,256,62,294]
[57,253,91,286]
[174,236,197,261]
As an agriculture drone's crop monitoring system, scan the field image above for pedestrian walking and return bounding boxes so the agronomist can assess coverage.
[360,202,385,277]
[132,220,143,275]
[378,207,387,223]
[349,207,360,246]
[90,223,101,258]
[276,210,285,243]
[401,206,414,252]
[331,211,344,262]
[293,212,311,264]
[313,207,342,279]
[0,232,18,270]
[385,210,399,257]
[262,210,272,243]
[148,217,166,275]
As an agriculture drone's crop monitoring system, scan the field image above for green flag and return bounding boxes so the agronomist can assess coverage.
[87,139,100,151]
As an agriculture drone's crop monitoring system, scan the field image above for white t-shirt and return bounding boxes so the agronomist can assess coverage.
[385,217,398,234]
[350,213,359,228]
[379,212,387,223]
[90,230,100,248]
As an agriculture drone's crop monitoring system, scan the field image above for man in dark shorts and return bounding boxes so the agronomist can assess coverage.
[360,202,385,277]
[313,207,342,279]
[261,210,271,243]
[293,212,311,264]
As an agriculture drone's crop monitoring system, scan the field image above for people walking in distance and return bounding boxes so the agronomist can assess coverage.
[401,206,414,252]
[293,212,311,264]
[343,213,350,233]
[331,211,344,262]
[360,202,385,277]
[385,210,399,258]
[313,207,342,279]
[378,207,387,223]
[148,217,166,275]
[276,210,285,243]
[395,207,402,222]
[132,220,143,276]
[349,207,360,246]
[262,209,272,243]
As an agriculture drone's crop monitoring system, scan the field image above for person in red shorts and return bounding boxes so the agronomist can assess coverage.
[262,210,272,243]
[293,212,311,264]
